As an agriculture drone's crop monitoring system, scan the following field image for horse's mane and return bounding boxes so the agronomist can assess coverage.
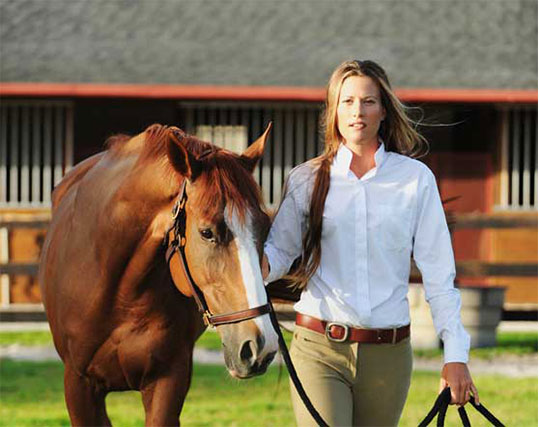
[106,124,265,224]
[192,151,265,224]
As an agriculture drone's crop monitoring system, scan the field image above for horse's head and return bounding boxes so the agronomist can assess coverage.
[163,124,278,378]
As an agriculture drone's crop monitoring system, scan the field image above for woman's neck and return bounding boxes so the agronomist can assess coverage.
[344,138,380,179]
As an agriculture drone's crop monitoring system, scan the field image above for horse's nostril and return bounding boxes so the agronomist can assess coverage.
[261,351,276,369]
[239,339,257,365]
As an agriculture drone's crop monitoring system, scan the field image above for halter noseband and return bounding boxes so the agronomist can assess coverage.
[163,179,271,328]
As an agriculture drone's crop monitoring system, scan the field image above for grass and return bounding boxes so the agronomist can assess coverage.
[2,329,536,360]
[0,330,54,347]
[413,331,538,360]
[0,359,537,426]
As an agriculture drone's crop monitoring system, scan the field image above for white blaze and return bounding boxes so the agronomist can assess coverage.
[224,205,279,353]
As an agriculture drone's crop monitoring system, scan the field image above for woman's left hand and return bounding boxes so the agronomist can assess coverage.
[439,362,479,406]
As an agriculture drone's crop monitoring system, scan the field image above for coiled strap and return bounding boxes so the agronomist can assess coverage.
[418,387,505,427]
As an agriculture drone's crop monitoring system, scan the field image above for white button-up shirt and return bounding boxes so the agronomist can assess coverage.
[264,143,470,363]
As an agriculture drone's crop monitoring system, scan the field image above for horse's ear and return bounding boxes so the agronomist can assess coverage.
[166,128,203,180]
[240,122,272,173]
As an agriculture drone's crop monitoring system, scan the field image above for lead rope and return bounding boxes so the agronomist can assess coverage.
[418,387,505,427]
[266,300,330,427]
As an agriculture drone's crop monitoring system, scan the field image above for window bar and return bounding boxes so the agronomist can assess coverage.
[184,106,195,134]
[499,109,509,209]
[283,107,294,179]
[229,107,238,126]
[194,106,202,130]
[522,110,531,209]
[9,106,19,206]
[306,108,317,159]
[53,106,64,186]
[272,109,284,205]
[510,109,521,208]
[208,107,217,144]
[228,108,239,153]
[251,108,262,187]
[43,107,52,205]
[295,109,305,166]
[20,107,30,205]
[32,106,41,205]
[64,106,74,173]
[261,108,272,205]
[0,107,7,205]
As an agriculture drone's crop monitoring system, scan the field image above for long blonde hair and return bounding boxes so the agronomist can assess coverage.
[286,59,428,290]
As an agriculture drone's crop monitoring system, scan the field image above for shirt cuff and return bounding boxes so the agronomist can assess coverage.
[442,331,470,364]
[263,247,285,285]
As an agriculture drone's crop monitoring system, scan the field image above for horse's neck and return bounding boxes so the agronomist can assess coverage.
[91,152,179,297]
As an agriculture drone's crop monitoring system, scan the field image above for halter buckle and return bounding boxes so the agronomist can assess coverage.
[202,311,214,328]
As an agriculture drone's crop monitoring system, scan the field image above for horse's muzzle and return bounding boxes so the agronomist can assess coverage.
[223,335,277,379]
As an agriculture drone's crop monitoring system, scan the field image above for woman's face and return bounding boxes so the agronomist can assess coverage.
[336,75,386,147]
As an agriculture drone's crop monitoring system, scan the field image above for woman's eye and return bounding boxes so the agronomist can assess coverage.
[200,229,214,241]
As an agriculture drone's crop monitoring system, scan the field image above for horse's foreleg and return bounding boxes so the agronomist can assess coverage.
[141,356,193,427]
[64,364,112,426]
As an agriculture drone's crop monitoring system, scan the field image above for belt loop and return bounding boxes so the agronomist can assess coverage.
[392,328,397,344]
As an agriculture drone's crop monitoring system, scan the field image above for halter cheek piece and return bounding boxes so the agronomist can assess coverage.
[163,168,271,328]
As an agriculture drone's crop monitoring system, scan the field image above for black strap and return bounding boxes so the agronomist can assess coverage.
[418,387,505,427]
[266,301,330,427]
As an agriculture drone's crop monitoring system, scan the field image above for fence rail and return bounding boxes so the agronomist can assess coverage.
[0,212,537,314]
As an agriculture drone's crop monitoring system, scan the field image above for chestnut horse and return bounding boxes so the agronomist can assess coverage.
[39,124,279,426]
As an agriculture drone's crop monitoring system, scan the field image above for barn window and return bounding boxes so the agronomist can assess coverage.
[195,125,248,154]
[0,100,74,208]
[179,101,322,207]
[498,106,538,211]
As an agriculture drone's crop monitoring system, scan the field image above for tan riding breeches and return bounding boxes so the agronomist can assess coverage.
[289,325,413,427]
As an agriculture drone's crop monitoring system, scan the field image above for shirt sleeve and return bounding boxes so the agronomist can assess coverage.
[263,171,307,284]
[412,168,470,364]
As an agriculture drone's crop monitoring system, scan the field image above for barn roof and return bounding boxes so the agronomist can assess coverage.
[1,0,537,90]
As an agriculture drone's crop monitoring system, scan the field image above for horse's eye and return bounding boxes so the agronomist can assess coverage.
[200,228,214,241]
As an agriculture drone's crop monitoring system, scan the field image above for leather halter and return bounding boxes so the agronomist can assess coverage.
[163,178,271,328]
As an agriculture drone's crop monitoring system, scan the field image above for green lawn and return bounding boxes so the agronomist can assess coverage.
[0,359,536,426]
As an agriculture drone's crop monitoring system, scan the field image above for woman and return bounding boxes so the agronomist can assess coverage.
[262,60,479,426]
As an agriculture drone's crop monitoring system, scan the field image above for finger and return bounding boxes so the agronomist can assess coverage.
[460,383,469,406]
[463,387,471,405]
[450,385,459,405]
[471,383,480,405]
[439,377,448,394]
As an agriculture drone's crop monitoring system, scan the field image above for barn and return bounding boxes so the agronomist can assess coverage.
[0,0,537,317]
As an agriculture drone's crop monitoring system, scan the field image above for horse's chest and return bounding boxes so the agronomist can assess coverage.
[86,323,183,391]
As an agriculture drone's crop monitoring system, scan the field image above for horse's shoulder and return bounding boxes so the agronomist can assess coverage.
[51,152,105,212]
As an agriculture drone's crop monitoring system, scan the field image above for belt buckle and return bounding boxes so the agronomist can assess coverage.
[325,322,349,343]
[376,328,397,344]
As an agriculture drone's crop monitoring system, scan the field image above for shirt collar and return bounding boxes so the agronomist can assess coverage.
[332,141,388,179]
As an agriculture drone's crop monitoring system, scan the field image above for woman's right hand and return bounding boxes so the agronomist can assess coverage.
[262,253,270,280]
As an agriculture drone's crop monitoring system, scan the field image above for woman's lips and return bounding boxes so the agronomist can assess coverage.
[350,122,366,129]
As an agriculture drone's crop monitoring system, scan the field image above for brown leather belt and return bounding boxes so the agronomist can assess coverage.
[296,313,410,344]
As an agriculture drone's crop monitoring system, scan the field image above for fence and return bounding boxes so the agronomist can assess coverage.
[0,212,536,320]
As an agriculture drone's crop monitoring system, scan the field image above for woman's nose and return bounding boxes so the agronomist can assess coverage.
[352,100,363,117]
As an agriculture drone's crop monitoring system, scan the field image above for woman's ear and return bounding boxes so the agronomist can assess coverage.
[239,122,272,173]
